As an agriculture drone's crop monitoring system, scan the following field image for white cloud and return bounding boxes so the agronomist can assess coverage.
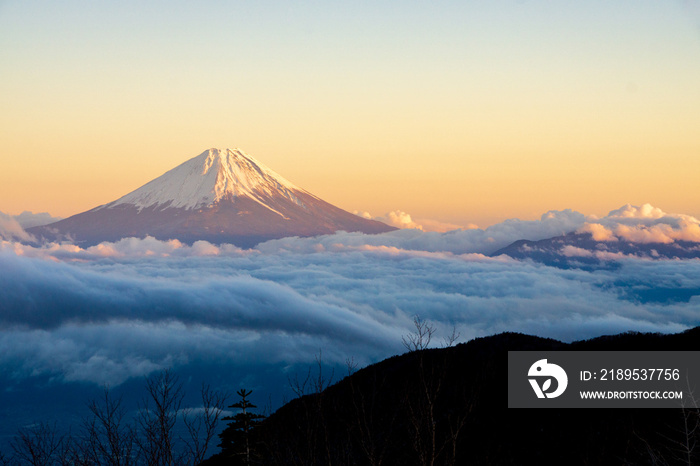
[11,203,697,262]
[1,238,699,387]
[380,210,424,230]
[574,204,700,245]
[577,223,617,242]
[354,210,471,232]
[13,211,63,228]
[1,202,699,391]
[612,220,700,244]
[355,210,425,230]
[0,211,35,242]
[561,245,593,257]
[416,217,476,233]
[1,235,249,261]
[606,203,667,220]
[267,208,589,255]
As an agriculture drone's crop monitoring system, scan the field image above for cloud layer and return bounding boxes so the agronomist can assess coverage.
[12,211,63,229]
[576,204,700,244]
[0,212,35,243]
[0,203,699,390]
[0,211,63,243]
[2,239,699,387]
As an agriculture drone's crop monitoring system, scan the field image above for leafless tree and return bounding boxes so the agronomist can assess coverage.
[287,365,313,399]
[345,357,359,377]
[402,317,470,466]
[442,397,471,466]
[636,433,669,466]
[136,370,184,466]
[288,351,335,398]
[675,407,699,466]
[178,384,228,465]
[442,325,461,348]
[4,370,228,466]
[405,358,441,466]
[639,377,700,465]
[10,422,72,466]
[347,368,395,466]
[313,351,334,394]
[402,316,436,352]
[406,361,471,466]
[74,388,135,466]
[268,351,338,465]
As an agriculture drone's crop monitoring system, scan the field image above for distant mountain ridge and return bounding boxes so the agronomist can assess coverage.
[492,232,700,265]
[490,203,700,264]
[28,148,396,247]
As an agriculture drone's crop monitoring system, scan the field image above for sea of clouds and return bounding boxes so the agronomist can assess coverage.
[1,205,699,390]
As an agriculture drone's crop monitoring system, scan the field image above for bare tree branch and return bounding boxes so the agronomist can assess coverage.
[402,316,436,352]
[345,357,359,377]
[77,387,135,466]
[10,422,72,466]
[442,325,461,348]
[136,369,183,466]
[179,384,228,465]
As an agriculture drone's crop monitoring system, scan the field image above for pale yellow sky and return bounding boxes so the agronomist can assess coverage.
[1,1,699,227]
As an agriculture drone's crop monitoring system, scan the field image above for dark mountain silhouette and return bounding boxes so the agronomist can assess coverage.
[204,327,700,465]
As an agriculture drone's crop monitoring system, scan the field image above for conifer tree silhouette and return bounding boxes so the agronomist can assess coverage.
[218,389,265,465]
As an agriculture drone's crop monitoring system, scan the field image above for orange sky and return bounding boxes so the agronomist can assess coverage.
[1,1,699,228]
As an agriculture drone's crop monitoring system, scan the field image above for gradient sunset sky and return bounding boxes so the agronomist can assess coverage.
[1,1,699,228]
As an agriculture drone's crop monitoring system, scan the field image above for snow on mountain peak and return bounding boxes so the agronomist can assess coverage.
[108,148,304,213]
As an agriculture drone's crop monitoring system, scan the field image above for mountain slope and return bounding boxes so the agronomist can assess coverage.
[28,148,396,247]
[203,327,700,465]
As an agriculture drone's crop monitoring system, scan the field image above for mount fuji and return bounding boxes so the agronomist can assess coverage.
[28,148,396,247]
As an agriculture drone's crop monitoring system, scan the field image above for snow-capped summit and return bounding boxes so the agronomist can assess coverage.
[109,148,303,214]
[29,148,396,247]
